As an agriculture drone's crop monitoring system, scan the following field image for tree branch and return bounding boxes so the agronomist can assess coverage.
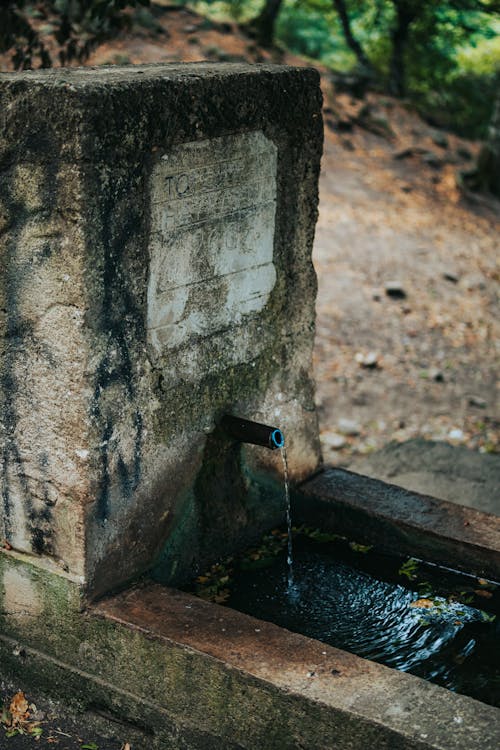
[332,0,375,74]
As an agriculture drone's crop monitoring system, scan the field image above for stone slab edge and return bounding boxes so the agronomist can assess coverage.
[1,547,499,749]
[88,584,500,750]
[296,468,500,580]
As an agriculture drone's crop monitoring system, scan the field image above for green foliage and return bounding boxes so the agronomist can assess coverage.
[277,3,336,59]
[284,0,499,136]
[414,69,499,138]
[190,0,261,22]
[398,557,420,581]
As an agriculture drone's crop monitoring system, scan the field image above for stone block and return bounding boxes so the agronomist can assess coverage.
[0,63,323,597]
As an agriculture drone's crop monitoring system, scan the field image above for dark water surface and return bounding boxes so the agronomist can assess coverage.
[225,536,500,707]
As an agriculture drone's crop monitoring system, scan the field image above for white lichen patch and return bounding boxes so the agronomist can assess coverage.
[2,567,43,625]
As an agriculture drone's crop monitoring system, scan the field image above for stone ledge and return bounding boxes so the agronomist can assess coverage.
[297,467,500,580]
[90,583,500,750]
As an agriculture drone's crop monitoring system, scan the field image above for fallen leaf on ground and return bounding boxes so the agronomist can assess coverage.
[9,692,29,725]
[1,691,44,738]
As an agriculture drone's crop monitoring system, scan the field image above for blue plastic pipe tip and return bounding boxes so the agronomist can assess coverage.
[271,429,285,449]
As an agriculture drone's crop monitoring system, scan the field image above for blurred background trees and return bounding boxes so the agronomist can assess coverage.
[1,0,498,194]
[195,0,500,140]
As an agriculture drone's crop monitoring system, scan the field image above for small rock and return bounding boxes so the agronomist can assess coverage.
[456,146,472,160]
[355,351,380,368]
[30,707,46,722]
[351,393,368,406]
[385,281,407,299]
[356,108,394,138]
[393,146,427,160]
[336,118,354,133]
[337,418,361,437]
[340,138,355,151]
[431,131,449,149]
[462,273,486,291]
[468,395,487,408]
[321,431,346,450]
[429,368,444,382]
[183,24,198,33]
[448,428,465,442]
[422,151,443,169]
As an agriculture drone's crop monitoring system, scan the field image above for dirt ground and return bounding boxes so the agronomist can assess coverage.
[314,92,499,466]
[0,676,144,748]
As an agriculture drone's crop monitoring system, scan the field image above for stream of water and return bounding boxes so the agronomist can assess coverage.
[280,446,294,590]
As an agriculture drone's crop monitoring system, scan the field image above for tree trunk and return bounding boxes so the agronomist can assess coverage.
[463,88,500,198]
[252,0,284,48]
[332,0,374,74]
[388,2,415,97]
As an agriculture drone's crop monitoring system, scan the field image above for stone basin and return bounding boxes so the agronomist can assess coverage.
[1,468,499,749]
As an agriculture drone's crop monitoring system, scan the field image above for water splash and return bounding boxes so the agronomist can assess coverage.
[280,446,294,590]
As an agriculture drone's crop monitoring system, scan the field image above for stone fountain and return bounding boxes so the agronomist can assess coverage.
[0,63,498,749]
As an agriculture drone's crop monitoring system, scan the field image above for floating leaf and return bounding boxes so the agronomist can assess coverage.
[349,542,373,554]
[313,532,343,543]
[300,527,345,543]
[410,598,435,609]
[480,611,496,623]
[399,558,419,581]
[418,618,431,627]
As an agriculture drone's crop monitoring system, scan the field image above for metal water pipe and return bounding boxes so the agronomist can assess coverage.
[220,415,284,450]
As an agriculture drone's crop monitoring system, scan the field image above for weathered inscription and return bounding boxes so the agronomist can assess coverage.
[147,132,278,354]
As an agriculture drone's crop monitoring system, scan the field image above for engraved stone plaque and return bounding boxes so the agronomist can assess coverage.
[147,131,278,354]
